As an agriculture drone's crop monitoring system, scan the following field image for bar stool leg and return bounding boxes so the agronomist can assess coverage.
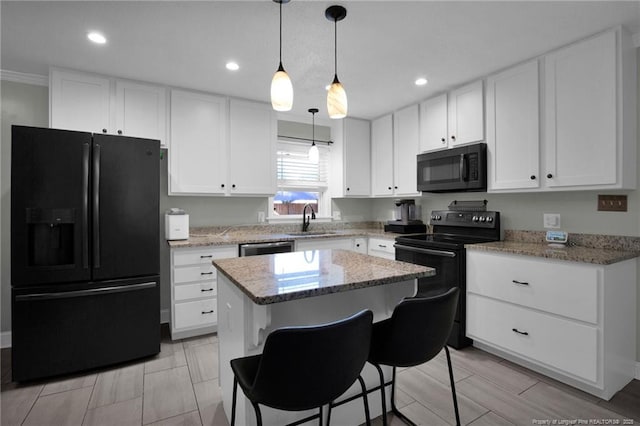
[251,401,263,426]
[231,377,238,426]
[372,363,388,426]
[357,375,372,426]
[390,367,417,426]
[318,406,323,426]
[444,346,461,426]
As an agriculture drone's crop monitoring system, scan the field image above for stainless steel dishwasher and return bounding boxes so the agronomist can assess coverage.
[239,241,294,256]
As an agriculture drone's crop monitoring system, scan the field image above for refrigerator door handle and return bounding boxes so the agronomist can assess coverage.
[14,282,157,301]
[82,143,90,269]
[92,144,101,268]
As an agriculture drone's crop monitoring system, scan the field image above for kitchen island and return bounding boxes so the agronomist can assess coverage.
[213,249,434,426]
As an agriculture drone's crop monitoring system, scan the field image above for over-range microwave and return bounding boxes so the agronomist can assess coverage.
[417,143,487,193]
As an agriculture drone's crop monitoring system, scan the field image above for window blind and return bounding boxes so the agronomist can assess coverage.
[277,141,329,188]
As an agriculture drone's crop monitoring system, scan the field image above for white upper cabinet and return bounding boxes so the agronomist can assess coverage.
[419,94,448,152]
[115,80,167,142]
[544,29,634,189]
[50,68,167,146]
[331,118,371,197]
[393,104,421,196]
[169,90,227,195]
[228,99,277,195]
[50,68,111,134]
[447,80,484,147]
[419,80,484,153]
[487,60,540,190]
[371,114,395,196]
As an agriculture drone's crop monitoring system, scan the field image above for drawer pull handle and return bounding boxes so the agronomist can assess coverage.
[378,244,387,248]
[512,280,529,286]
[512,328,529,336]
[201,288,214,292]
[201,310,214,315]
[200,272,214,276]
[200,255,213,258]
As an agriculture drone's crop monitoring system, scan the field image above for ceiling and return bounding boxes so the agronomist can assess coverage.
[2,1,639,121]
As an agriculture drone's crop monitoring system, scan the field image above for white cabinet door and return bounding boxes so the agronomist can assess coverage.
[228,99,276,195]
[419,94,448,152]
[169,90,227,195]
[50,68,111,134]
[448,80,484,147]
[371,114,394,196]
[115,80,167,144]
[487,60,540,190]
[544,30,617,188]
[393,104,420,196]
[343,118,371,196]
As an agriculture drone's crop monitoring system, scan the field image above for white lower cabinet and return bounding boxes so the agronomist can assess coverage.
[170,245,237,339]
[466,250,636,400]
[367,237,395,260]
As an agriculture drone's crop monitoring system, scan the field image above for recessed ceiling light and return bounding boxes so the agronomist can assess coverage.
[226,62,239,71]
[87,32,107,44]
[415,77,428,86]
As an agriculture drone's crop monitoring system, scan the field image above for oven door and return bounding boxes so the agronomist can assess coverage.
[394,243,471,348]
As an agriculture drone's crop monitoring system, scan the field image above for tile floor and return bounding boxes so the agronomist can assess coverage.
[1,326,639,425]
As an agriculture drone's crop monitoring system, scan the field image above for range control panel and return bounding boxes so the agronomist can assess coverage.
[430,210,500,229]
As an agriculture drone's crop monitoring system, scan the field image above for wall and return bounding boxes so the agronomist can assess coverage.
[0,80,49,337]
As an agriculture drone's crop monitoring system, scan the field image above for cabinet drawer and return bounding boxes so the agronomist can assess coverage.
[467,294,598,382]
[173,245,237,266]
[174,298,217,329]
[174,264,216,284]
[368,238,395,259]
[175,282,217,301]
[467,251,598,324]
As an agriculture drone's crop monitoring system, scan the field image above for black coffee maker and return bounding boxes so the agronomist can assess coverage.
[384,199,427,233]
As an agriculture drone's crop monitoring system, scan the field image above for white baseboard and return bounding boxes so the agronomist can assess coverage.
[1,331,12,349]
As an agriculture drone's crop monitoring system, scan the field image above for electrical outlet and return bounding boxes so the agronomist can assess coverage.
[257,211,265,223]
[598,195,627,212]
[543,213,561,229]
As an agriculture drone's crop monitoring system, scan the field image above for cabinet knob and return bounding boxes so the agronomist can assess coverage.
[232,184,236,188]
[388,186,392,190]
[102,129,107,133]
[546,173,553,179]
[356,243,360,247]
[117,130,123,135]
[530,175,536,180]
[221,184,225,188]
[450,135,456,141]
[394,186,398,189]
[441,138,446,143]
[346,187,350,191]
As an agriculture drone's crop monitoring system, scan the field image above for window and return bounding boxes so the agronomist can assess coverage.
[270,140,330,219]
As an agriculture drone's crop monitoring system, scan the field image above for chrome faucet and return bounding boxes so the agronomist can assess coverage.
[302,203,316,232]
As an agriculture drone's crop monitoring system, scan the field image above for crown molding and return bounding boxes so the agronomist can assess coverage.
[1,69,48,86]
[633,32,640,48]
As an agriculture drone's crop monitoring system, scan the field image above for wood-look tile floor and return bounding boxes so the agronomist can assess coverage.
[1,326,639,425]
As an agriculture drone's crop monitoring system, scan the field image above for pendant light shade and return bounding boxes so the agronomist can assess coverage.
[308,108,319,163]
[271,0,293,111]
[325,5,347,119]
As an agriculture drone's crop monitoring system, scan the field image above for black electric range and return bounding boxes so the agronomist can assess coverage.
[394,210,501,349]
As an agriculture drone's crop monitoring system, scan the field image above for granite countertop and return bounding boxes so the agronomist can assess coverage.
[212,249,434,305]
[168,226,401,248]
[467,240,639,265]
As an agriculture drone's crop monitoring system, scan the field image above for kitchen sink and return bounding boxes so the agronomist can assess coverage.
[285,231,338,236]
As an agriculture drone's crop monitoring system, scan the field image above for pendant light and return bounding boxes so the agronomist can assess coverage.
[271,0,293,111]
[325,5,347,119]
[308,108,319,163]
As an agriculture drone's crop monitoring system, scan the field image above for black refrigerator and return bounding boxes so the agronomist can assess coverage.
[11,125,160,381]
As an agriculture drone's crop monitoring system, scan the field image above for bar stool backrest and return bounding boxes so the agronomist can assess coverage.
[371,287,459,367]
[250,309,374,411]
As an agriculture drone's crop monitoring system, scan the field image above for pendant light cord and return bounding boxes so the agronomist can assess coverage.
[333,19,338,76]
[279,1,283,63]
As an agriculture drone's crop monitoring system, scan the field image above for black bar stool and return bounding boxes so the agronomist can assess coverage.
[367,288,461,426]
[230,310,374,426]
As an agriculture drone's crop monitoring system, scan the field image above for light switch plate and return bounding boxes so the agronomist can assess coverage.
[543,213,561,229]
[332,210,342,221]
[257,211,265,223]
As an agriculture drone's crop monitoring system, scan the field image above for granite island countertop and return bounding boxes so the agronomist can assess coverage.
[212,249,434,305]
[466,240,640,265]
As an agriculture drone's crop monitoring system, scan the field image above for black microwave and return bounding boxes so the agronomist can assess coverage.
[417,143,487,193]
